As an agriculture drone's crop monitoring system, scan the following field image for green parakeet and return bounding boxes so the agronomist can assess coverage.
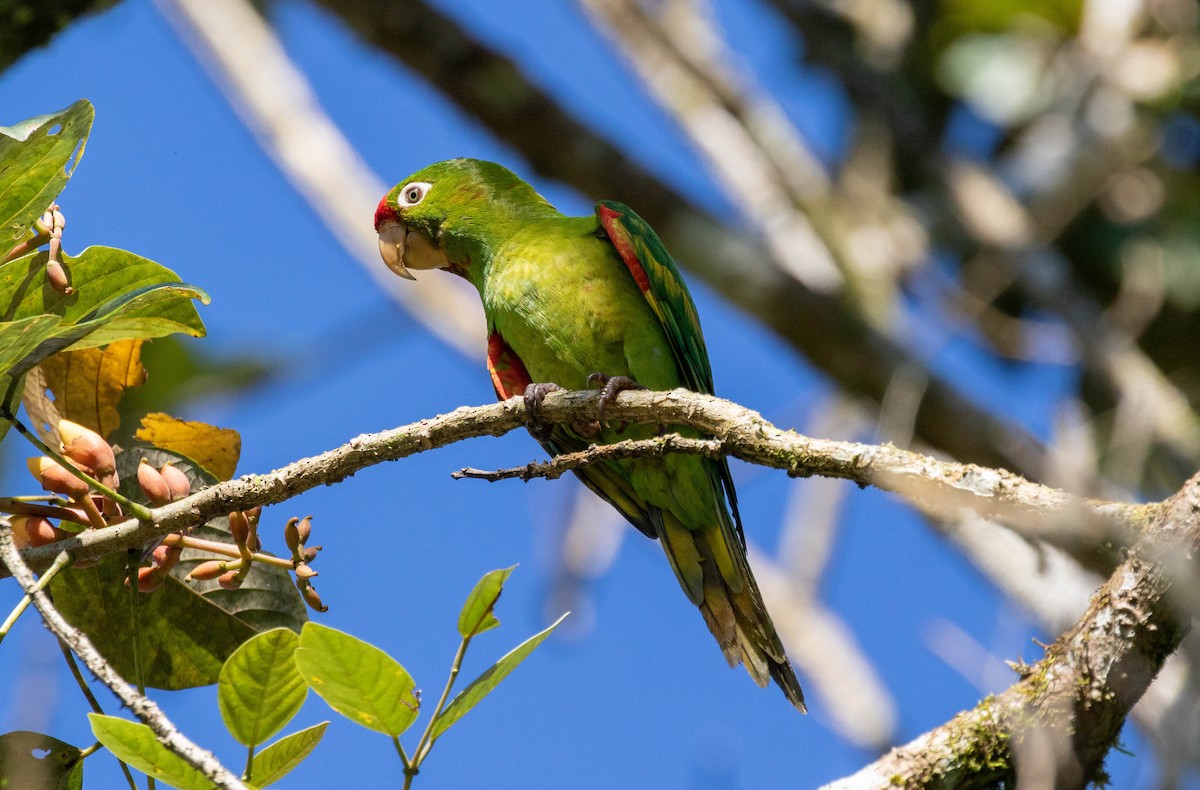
[375,159,805,711]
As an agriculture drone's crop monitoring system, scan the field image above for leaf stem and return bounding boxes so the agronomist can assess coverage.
[393,735,416,788]
[0,550,71,644]
[58,639,139,790]
[412,636,471,765]
[0,500,91,524]
[243,744,256,783]
[77,741,103,759]
[164,533,297,570]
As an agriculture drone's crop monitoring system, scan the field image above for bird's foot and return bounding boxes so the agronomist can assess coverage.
[587,373,646,431]
[522,382,562,442]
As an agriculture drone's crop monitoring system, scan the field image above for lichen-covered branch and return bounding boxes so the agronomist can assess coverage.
[5,389,1149,577]
[0,525,247,790]
[824,470,1200,788]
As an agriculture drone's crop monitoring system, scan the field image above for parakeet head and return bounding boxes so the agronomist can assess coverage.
[375,158,553,280]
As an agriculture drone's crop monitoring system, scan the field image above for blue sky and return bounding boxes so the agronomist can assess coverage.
[0,1,1156,787]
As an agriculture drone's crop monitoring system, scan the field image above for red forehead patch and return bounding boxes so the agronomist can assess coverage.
[374,195,401,231]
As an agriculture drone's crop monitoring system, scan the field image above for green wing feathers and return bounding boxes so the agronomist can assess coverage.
[595,201,806,712]
[596,201,713,394]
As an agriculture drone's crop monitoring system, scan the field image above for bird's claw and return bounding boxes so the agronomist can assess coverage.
[523,382,562,442]
[587,373,646,431]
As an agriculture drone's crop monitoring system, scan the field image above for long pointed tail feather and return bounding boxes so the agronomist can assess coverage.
[657,509,807,712]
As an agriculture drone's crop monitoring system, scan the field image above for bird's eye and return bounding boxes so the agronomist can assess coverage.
[399,182,430,207]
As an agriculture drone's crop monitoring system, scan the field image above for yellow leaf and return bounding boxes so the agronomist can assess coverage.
[136,413,241,481]
[36,339,146,440]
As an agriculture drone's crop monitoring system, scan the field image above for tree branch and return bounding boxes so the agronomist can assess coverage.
[0,526,247,789]
[3,389,1150,578]
[825,470,1200,788]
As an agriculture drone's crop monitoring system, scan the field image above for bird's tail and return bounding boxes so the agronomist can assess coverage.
[654,509,807,712]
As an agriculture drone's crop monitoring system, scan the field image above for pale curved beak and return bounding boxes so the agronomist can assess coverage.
[377,220,416,280]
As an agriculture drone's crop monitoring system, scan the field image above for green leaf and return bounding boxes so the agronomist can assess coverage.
[294,623,419,737]
[219,628,306,747]
[457,566,515,638]
[0,730,83,790]
[429,613,567,744]
[248,722,328,787]
[0,315,63,378]
[0,247,207,379]
[0,101,92,240]
[87,715,210,790]
[50,553,257,690]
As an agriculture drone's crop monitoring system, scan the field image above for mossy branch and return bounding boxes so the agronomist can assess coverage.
[824,470,1200,788]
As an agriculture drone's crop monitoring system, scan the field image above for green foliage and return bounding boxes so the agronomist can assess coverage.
[0,246,206,378]
[295,622,421,737]
[218,628,307,748]
[0,730,82,790]
[88,715,210,790]
[247,722,328,787]
[50,553,259,691]
[0,100,91,240]
[457,564,513,637]
[0,101,565,790]
[91,629,329,789]
[46,448,306,690]
[291,567,566,785]
[429,613,567,744]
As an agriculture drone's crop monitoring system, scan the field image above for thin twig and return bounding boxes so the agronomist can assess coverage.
[451,434,723,482]
[58,639,139,790]
[0,520,248,789]
[0,550,71,642]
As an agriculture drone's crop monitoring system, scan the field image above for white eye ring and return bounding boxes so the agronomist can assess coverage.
[398,181,431,207]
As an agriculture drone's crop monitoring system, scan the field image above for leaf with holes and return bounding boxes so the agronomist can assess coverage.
[0,100,92,241]
[0,730,83,790]
[295,623,420,737]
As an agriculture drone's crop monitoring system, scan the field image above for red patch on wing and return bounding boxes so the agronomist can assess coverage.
[599,205,651,293]
[374,196,400,231]
[487,331,532,400]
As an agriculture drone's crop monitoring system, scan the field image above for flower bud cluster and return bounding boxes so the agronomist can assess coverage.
[19,420,124,547]
[284,515,326,612]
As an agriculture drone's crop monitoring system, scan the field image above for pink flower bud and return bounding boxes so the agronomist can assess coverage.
[186,560,224,581]
[58,420,116,486]
[27,456,89,499]
[160,463,191,501]
[137,459,171,506]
